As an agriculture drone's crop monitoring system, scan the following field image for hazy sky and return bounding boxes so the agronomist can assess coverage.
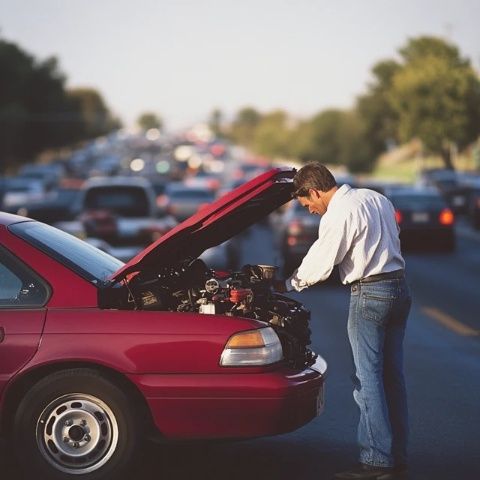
[1,0,479,129]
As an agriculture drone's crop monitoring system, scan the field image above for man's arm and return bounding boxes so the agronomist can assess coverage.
[283,210,357,292]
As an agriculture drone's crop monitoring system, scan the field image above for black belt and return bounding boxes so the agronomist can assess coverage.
[353,269,404,285]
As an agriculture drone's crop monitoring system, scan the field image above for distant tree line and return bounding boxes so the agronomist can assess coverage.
[0,35,120,173]
[225,36,480,172]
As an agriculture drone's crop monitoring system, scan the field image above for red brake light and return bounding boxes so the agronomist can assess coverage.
[439,208,454,226]
[395,210,403,224]
[288,220,302,235]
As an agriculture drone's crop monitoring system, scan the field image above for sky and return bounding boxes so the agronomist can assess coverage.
[1,0,479,130]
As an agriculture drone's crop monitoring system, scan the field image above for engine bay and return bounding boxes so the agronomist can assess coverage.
[101,259,316,369]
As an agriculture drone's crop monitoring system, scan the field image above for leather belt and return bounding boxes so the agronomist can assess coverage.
[353,269,404,285]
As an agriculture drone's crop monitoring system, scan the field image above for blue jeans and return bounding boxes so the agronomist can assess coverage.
[348,276,411,467]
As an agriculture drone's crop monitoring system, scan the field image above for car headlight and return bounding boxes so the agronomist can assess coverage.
[220,327,283,366]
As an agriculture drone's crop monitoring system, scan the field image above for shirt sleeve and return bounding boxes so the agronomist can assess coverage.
[286,210,357,292]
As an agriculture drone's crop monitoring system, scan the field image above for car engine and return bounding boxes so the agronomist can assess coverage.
[103,259,316,369]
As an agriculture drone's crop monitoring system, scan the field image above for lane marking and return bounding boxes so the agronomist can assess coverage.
[422,307,480,336]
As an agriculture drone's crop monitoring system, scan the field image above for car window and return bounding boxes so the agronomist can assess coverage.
[9,221,124,286]
[0,246,50,307]
[390,195,446,210]
[84,186,150,217]
[168,190,215,201]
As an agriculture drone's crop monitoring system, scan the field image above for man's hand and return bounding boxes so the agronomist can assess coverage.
[272,279,287,293]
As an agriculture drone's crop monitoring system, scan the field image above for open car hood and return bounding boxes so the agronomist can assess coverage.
[111,168,295,282]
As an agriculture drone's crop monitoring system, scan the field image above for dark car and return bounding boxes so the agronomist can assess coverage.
[165,184,216,221]
[55,177,177,261]
[14,186,81,224]
[465,180,480,229]
[0,168,327,480]
[275,200,319,275]
[387,187,456,251]
[418,168,469,214]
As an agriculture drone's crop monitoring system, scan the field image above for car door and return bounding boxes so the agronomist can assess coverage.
[0,246,50,398]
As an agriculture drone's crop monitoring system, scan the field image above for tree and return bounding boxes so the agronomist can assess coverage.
[294,109,372,172]
[252,110,291,157]
[68,88,119,139]
[390,36,480,168]
[208,108,223,137]
[356,60,401,162]
[356,36,480,169]
[137,112,163,131]
[0,35,118,173]
[228,107,261,148]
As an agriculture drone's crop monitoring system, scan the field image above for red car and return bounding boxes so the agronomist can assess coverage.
[0,168,327,480]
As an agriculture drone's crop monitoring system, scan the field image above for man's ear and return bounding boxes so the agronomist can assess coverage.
[309,188,321,200]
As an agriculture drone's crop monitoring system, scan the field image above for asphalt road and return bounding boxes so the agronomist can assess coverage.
[2,221,479,480]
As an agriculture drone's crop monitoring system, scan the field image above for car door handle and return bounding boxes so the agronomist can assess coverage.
[0,327,4,343]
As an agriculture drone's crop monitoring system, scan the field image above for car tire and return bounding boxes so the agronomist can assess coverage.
[13,368,142,480]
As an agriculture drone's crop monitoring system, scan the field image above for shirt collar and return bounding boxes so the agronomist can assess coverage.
[328,184,351,211]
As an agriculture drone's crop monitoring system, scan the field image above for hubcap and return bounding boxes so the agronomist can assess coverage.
[36,393,119,474]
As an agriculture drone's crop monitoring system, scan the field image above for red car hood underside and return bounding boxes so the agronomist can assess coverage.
[111,168,295,282]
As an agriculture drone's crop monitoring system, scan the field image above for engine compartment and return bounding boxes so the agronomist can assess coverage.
[101,259,316,369]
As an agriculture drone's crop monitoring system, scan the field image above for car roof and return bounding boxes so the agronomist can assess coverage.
[0,211,34,226]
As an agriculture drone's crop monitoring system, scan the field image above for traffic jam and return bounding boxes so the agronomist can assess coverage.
[1,129,479,479]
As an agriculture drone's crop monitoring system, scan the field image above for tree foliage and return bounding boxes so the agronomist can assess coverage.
[137,112,163,131]
[357,36,480,169]
[228,107,261,148]
[208,108,223,137]
[0,36,118,173]
[225,36,480,172]
[390,36,480,167]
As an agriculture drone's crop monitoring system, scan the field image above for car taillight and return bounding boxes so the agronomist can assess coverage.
[220,327,283,366]
[439,208,454,225]
[395,210,403,224]
[287,236,298,246]
[156,194,169,208]
[288,220,302,235]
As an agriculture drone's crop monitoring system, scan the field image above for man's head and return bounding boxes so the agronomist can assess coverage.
[292,163,338,215]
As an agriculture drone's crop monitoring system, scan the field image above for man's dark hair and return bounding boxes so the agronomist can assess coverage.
[292,163,337,198]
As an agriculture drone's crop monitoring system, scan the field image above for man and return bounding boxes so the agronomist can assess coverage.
[274,163,411,480]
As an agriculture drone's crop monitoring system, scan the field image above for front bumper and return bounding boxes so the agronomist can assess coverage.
[127,355,327,440]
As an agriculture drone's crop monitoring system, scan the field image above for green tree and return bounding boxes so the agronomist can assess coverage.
[0,36,118,173]
[356,60,401,162]
[137,112,163,131]
[228,107,261,148]
[68,88,119,139]
[252,110,291,157]
[356,36,480,169]
[294,109,371,172]
[390,36,480,168]
[208,108,223,137]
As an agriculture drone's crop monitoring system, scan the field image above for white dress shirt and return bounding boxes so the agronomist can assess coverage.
[287,184,405,291]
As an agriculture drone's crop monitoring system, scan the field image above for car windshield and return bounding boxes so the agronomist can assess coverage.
[9,221,124,286]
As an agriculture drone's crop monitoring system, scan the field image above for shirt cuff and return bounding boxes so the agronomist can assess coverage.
[286,272,309,292]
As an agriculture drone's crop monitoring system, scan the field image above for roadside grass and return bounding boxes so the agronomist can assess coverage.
[370,152,476,183]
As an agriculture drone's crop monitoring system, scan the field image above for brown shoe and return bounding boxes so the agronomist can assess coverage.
[334,463,396,479]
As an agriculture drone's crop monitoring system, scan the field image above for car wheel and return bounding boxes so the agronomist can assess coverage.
[13,368,142,480]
